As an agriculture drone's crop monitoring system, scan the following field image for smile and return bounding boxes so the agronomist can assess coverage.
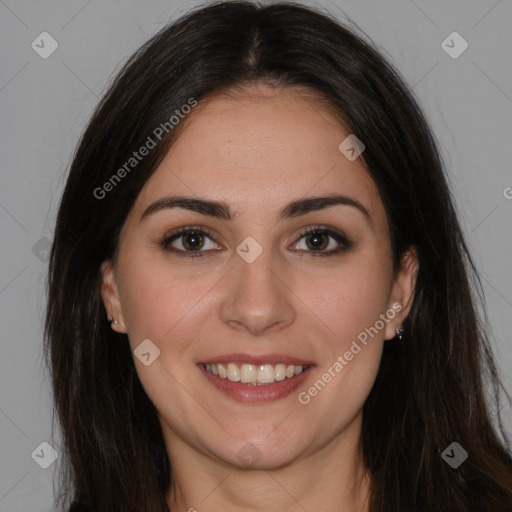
[203,362,309,385]
[198,358,314,403]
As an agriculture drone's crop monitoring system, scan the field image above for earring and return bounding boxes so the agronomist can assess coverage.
[395,327,404,340]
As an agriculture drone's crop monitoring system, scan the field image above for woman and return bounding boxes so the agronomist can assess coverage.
[44,1,512,511]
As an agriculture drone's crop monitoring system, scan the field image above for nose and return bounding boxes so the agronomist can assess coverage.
[219,245,296,336]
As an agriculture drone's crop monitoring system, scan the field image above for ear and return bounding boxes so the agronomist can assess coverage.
[384,246,419,340]
[100,260,127,333]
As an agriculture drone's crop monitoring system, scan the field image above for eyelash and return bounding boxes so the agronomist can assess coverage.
[159,225,353,259]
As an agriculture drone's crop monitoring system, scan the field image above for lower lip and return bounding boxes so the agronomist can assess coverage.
[198,364,314,403]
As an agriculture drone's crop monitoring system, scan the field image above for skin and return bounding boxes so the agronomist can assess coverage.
[101,84,418,512]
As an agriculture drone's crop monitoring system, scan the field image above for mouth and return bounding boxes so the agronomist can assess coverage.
[197,355,315,403]
[202,362,309,384]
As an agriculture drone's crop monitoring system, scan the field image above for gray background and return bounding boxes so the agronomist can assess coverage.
[0,0,511,510]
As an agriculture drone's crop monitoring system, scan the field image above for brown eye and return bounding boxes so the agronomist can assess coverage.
[161,227,222,257]
[291,227,352,256]
[160,225,352,259]
[305,232,329,251]
[180,231,205,251]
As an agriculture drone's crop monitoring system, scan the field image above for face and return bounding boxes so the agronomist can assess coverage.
[101,85,418,470]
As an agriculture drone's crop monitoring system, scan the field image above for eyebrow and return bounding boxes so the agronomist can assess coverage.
[140,193,372,224]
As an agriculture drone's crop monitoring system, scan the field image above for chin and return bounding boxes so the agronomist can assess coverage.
[214,431,307,470]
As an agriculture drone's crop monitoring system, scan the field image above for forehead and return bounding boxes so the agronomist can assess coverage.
[130,86,385,226]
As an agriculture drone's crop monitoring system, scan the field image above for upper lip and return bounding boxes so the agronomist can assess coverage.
[198,353,315,367]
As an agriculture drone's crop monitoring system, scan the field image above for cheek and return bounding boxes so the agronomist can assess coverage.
[116,247,177,341]
[117,252,219,350]
[297,260,390,426]
[303,256,392,345]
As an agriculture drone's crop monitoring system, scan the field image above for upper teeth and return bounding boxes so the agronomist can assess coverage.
[205,363,306,385]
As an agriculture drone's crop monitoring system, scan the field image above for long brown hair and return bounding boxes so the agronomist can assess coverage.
[45,1,512,511]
